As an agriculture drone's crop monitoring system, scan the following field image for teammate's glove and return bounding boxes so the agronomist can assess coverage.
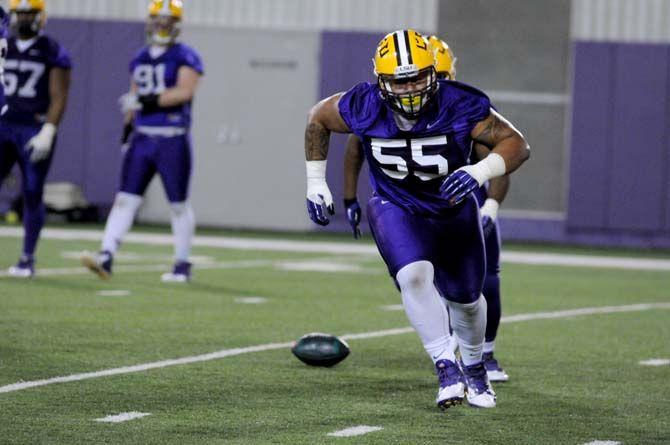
[344,198,362,239]
[479,198,499,238]
[25,123,56,163]
[441,154,507,207]
[121,122,134,153]
[118,92,142,114]
[305,160,334,226]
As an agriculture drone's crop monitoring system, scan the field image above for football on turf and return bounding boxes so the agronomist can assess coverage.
[291,332,350,367]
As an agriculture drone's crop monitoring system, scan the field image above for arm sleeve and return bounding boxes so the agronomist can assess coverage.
[51,41,72,69]
[338,82,378,137]
[180,46,204,75]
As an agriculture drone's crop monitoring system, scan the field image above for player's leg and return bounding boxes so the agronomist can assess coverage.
[155,135,194,282]
[8,125,54,277]
[82,135,155,279]
[0,130,21,272]
[482,220,508,382]
[435,197,495,408]
[367,197,463,409]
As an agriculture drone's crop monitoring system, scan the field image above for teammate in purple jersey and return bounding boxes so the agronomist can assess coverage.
[304,29,529,409]
[82,0,203,283]
[343,36,511,383]
[0,6,9,114]
[0,0,71,278]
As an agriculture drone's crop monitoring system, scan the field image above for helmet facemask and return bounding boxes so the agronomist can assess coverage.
[146,14,181,46]
[11,9,43,39]
[378,66,438,119]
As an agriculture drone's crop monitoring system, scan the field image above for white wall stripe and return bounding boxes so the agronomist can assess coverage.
[94,412,151,423]
[1,302,668,394]
[327,425,383,437]
[1,227,669,271]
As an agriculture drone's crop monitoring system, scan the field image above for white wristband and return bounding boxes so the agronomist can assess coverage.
[467,153,506,186]
[306,160,327,180]
[480,198,500,220]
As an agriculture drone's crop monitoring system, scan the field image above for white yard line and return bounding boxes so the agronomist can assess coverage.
[1,227,668,271]
[327,425,383,437]
[581,441,621,445]
[94,412,151,423]
[1,302,668,395]
[639,359,670,366]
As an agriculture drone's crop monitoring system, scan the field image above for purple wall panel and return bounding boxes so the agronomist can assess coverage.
[45,19,145,206]
[319,31,383,233]
[666,47,670,233]
[43,19,91,186]
[607,44,668,231]
[566,42,614,230]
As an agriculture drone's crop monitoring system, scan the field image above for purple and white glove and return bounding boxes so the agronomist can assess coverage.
[441,153,507,207]
[306,160,334,226]
[344,198,362,239]
[480,198,499,238]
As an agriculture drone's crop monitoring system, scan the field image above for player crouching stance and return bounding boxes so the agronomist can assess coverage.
[304,30,529,409]
[82,0,203,282]
[0,0,71,277]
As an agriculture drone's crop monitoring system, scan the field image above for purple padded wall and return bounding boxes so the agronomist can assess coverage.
[46,19,145,206]
[608,44,668,231]
[566,42,615,230]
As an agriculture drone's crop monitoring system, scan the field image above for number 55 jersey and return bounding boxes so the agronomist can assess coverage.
[338,79,492,217]
[130,42,203,131]
[1,34,71,125]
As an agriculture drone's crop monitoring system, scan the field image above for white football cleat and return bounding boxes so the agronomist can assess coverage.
[8,256,35,278]
[161,261,192,283]
[435,359,465,409]
[462,362,497,408]
[483,352,509,382]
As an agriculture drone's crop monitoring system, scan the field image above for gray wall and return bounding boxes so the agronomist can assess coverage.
[437,0,571,213]
[138,27,320,230]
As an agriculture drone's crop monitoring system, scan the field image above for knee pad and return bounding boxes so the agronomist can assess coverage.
[114,192,143,210]
[169,201,191,216]
[396,261,434,293]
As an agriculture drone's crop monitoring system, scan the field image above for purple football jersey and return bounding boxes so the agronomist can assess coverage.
[0,6,8,112]
[1,34,71,125]
[339,79,492,216]
[130,43,204,130]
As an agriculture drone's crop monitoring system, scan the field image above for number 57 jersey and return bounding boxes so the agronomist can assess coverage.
[130,43,203,131]
[2,34,71,125]
[338,80,492,217]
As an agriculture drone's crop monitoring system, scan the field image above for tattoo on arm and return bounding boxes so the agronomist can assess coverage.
[473,114,516,149]
[305,122,330,160]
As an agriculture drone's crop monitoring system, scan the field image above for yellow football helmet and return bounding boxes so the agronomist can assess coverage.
[373,29,437,118]
[146,0,183,46]
[428,35,457,80]
[9,0,46,38]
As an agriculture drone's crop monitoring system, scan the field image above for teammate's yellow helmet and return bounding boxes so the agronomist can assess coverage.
[373,29,437,119]
[9,0,46,38]
[146,0,183,45]
[9,0,45,12]
[428,35,457,80]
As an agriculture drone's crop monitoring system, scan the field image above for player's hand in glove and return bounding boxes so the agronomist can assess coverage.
[118,92,142,114]
[344,198,362,239]
[440,167,480,206]
[25,123,56,163]
[306,161,334,226]
[479,198,499,238]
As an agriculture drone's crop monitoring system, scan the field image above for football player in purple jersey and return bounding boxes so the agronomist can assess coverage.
[82,0,203,283]
[0,5,9,114]
[343,36,511,383]
[0,0,71,278]
[304,29,529,409]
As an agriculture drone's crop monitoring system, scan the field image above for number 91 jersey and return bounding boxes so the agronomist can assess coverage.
[338,79,492,217]
[1,35,71,124]
[130,43,204,130]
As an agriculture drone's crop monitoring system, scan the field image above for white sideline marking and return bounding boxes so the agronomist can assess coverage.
[639,358,670,366]
[62,251,216,264]
[380,304,404,311]
[581,441,621,445]
[327,425,383,437]
[1,302,668,395]
[97,290,131,297]
[235,297,268,304]
[1,227,669,271]
[94,412,151,423]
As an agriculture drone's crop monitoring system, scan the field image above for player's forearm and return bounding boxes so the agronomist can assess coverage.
[46,69,70,126]
[158,86,195,107]
[487,175,510,204]
[305,122,330,161]
[490,135,530,175]
[343,137,364,200]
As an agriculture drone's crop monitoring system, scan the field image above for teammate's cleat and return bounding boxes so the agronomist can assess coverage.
[483,352,509,382]
[81,250,113,280]
[8,255,35,278]
[161,261,192,283]
[435,359,465,410]
[462,361,497,408]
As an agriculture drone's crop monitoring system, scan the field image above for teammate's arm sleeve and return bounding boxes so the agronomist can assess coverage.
[158,66,201,108]
[343,135,364,200]
[305,93,350,161]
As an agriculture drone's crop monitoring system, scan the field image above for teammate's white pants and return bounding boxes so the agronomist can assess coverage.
[101,192,143,253]
[169,201,195,262]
